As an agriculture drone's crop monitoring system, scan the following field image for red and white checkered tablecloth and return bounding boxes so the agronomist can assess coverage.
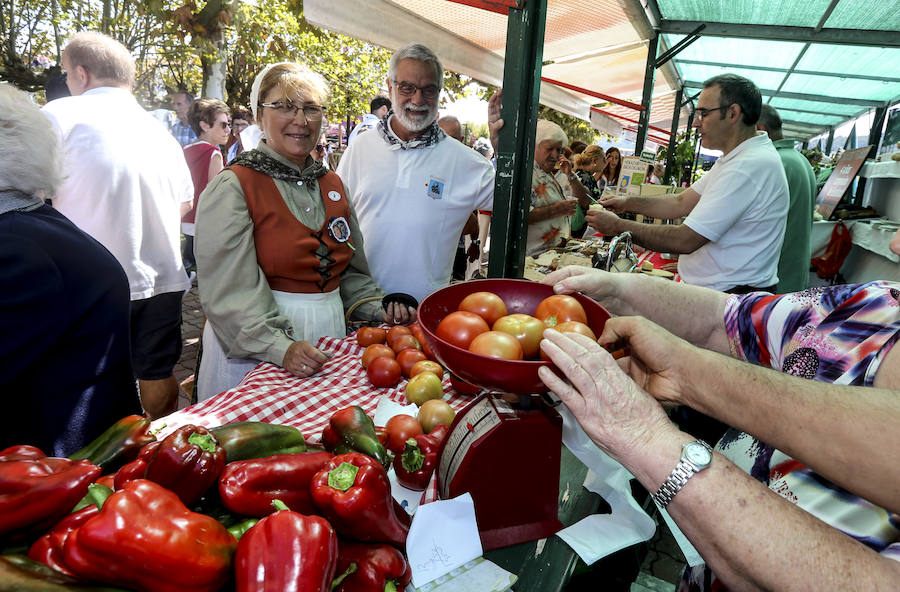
[152,332,475,444]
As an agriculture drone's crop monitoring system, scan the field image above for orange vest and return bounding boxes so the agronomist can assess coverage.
[229,165,353,294]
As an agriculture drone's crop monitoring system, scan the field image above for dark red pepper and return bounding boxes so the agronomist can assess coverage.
[310,453,410,547]
[62,479,236,592]
[0,446,101,537]
[332,541,411,592]
[113,425,225,505]
[322,407,391,468]
[28,484,111,576]
[218,451,334,517]
[68,415,156,472]
[392,424,448,491]
[235,500,338,592]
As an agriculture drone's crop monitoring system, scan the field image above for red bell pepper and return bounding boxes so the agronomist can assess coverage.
[27,484,111,576]
[218,451,334,516]
[392,424,449,491]
[68,415,156,472]
[0,446,101,537]
[113,425,225,505]
[332,541,411,592]
[322,407,392,468]
[62,479,236,592]
[235,499,338,592]
[310,453,410,547]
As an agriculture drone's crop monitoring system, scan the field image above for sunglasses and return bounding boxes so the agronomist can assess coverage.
[315,144,326,152]
[217,121,231,130]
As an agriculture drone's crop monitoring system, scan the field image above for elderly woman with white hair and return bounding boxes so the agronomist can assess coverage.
[526,119,579,256]
[194,62,415,400]
[0,83,140,455]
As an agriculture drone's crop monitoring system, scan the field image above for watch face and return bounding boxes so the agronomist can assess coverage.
[684,442,712,468]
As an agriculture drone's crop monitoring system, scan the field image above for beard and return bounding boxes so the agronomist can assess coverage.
[392,98,438,134]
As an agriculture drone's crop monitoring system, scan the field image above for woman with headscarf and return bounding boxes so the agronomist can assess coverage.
[194,62,415,400]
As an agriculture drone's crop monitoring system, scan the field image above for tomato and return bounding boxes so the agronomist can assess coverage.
[554,321,596,340]
[418,399,456,433]
[396,348,428,377]
[492,313,546,359]
[405,371,444,406]
[383,414,424,454]
[390,334,421,354]
[436,311,490,349]
[468,331,523,360]
[357,327,387,347]
[366,355,402,388]
[408,322,435,360]
[458,291,508,326]
[410,360,444,381]
[534,294,587,327]
[361,344,395,369]
[386,326,413,349]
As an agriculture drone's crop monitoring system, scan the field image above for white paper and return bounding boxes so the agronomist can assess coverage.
[554,404,657,565]
[389,467,425,515]
[405,557,516,592]
[374,395,418,427]
[406,493,483,588]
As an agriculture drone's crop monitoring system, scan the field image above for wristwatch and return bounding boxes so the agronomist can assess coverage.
[651,440,713,508]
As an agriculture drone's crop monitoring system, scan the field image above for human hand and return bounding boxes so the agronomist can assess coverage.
[488,89,503,153]
[554,199,577,217]
[382,302,417,325]
[466,239,482,262]
[283,341,330,378]
[542,266,620,302]
[538,330,676,460]
[598,195,628,213]
[598,316,696,407]
[557,157,572,176]
[584,208,621,234]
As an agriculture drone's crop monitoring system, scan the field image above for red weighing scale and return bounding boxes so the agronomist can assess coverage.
[418,279,611,550]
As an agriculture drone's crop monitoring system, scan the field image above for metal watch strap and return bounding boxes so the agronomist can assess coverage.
[652,440,713,508]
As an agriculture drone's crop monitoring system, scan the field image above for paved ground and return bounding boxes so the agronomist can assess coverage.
[171,278,687,589]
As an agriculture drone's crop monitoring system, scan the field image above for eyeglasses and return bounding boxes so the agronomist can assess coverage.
[258,100,326,121]
[393,80,440,100]
[695,106,727,120]
[217,121,231,130]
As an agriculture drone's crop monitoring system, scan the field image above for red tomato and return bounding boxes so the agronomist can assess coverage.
[383,414,424,454]
[391,334,421,354]
[492,313,546,359]
[534,295,587,327]
[409,322,435,360]
[361,344,395,368]
[386,326,413,349]
[357,326,387,347]
[410,360,444,381]
[468,331,523,360]
[458,291,508,326]
[554,321,596,340]
[366,356,402,388]
[396,348,428,377]
[436,311,490,349]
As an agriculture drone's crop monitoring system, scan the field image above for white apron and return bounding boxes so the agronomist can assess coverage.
[197,289,344,401]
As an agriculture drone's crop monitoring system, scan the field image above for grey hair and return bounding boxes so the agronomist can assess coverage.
[535,119,568,148]
[63,31,135,87]
[0,84,62,199]
[389,44,443,88]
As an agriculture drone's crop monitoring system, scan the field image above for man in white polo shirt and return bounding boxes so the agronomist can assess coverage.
[43,31,193,419]
[588,74,789,294]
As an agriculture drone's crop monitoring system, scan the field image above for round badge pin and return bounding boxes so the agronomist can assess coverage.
[327,190,341,202]
[328,216,351,243]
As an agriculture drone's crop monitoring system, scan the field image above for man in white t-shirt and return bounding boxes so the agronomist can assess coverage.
[43,31,194,419]
[337,44,494,303]
[588,74,788,293]
[346,96,391,145]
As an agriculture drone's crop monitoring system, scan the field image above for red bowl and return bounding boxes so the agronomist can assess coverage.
[418,279,611,394]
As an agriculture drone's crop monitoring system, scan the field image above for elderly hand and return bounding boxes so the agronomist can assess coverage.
[283,340,330,378]
[382,303,417,325]
[538,329,676,459]
[542,266,619,302]
[584,208,622,235]
[598,316,696,407]
[554,198,578,216]
[557,156,573,176]
[488,89,503,153]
